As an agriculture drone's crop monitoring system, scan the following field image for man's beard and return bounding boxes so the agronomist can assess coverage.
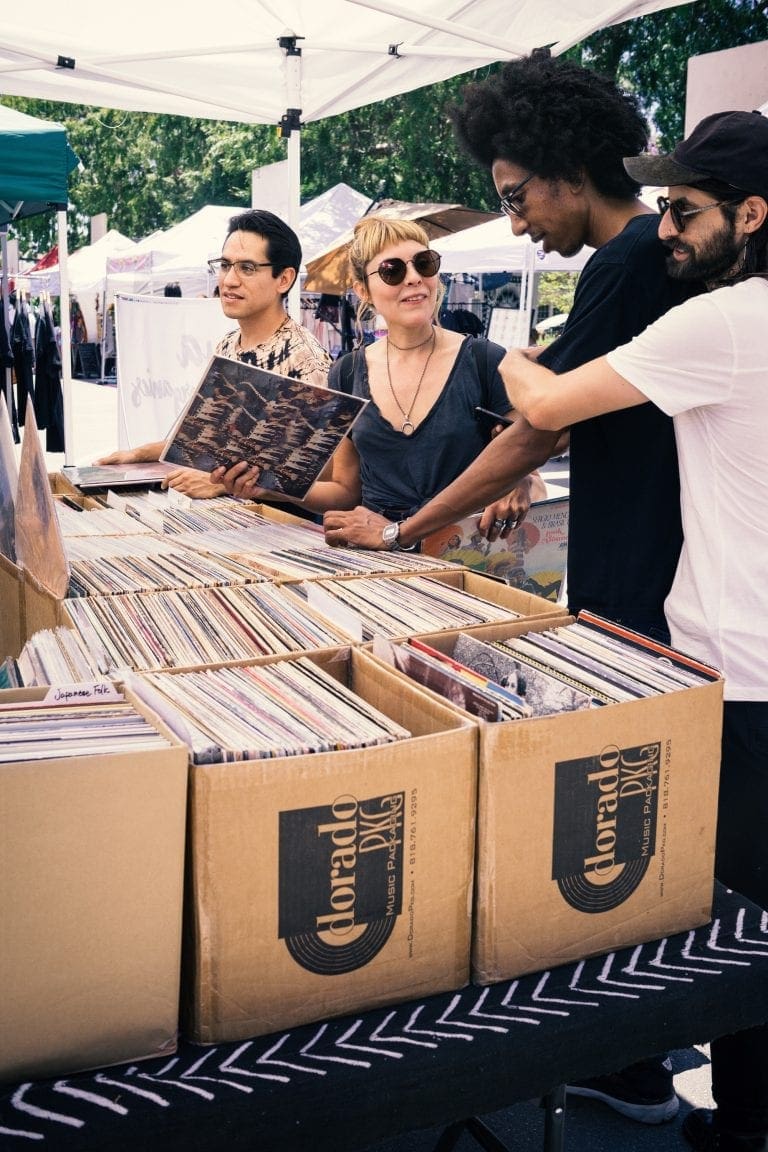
[664,221,744,283]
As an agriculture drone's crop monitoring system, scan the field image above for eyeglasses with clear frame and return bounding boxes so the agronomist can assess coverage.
[499,172,535,218]
[656,195,741,233]
[207,257,275,277]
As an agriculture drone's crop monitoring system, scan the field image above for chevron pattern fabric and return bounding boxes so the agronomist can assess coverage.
[2,885,767,1152]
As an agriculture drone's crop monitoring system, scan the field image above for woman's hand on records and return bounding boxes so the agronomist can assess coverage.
[323,507,391,550]
[163,467,227,500]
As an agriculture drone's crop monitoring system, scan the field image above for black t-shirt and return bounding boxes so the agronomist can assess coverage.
[537,214,696,636]
[330,336,509,519]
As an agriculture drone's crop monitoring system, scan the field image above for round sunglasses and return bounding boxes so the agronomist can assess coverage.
[367,249,442,286]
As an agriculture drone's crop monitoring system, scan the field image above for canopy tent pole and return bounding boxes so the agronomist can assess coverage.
[280,35,303,321]
[57,208,74,465]
[0,226,12,428]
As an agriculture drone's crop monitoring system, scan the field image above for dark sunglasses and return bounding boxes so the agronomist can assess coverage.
[656,194,741,233]
[499,172,535,218]
[367,249,442,286]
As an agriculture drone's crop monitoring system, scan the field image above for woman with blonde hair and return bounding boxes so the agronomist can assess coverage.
[218,215,542,541]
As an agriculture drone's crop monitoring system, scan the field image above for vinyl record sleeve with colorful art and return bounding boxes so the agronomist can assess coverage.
[160,355,367,500]
[421,495,568,602]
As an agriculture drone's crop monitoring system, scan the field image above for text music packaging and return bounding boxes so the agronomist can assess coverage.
[0,553,24,663]
[376,620,723,984]
[0,686,188,1082]
[177,647,477,1043]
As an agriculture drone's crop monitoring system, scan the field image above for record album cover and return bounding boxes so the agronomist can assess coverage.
[421,495,568,602]
[161,355,367,500]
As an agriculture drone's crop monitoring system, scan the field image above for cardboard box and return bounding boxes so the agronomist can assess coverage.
[48,470,82,497]
[0,686,189,1082]
[403,569,569,623]
[374,621,723,984]
[0,552,24,664]
[300,569,567,647]
[175,647,477,1043]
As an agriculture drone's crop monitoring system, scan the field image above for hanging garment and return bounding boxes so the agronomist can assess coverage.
[0,307,16,442]
[11,300,34,427]
[34,302,65,451]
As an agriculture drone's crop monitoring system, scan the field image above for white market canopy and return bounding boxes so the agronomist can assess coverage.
[20,184,372,303]
[1,0,697,232]
[432,215,593,275]
[24,228,137,298]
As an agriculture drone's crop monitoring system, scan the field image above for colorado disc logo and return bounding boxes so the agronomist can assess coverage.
[278,792,404,975]
[552,742,660,914]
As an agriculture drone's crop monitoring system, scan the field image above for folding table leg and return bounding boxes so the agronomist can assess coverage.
[431,1115,519,1152]
[431,1120,468,1151]
[431,1086,567,1152]
[542,1085,566,1152]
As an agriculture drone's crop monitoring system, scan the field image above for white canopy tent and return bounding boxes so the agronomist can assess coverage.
[1,0,696,239]
[433,215,593,275]
[0,0,697,452]
[105,182,372,297]
[23,228,137,341]
[432,215,593,347]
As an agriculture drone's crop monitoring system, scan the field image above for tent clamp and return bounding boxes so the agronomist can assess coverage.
[278,108,302,138]
[388,43,403,58]
[278,35,303,56]
[57,55,75,69]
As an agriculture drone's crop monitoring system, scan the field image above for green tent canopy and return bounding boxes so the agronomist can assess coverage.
[1,103,80,461]
[0,103,79,225]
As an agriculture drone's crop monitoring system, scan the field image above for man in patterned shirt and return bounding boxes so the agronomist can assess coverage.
[98,209,331,497]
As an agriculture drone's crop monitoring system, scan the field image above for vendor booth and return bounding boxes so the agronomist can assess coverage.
[0,104,78,457]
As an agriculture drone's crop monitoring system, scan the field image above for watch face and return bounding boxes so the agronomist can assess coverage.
[382,522,400,545]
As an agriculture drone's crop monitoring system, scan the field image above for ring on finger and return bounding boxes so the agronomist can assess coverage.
[493,518,506,530]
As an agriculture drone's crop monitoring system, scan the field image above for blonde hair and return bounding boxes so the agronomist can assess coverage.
[348,215,444,335]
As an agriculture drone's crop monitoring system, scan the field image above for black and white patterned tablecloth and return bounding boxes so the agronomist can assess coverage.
[2,885,767,1152]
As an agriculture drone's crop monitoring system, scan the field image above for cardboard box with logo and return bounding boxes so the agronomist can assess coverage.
[369,618,724,984]
[0,685,189,1082]
[164,647,477,1043]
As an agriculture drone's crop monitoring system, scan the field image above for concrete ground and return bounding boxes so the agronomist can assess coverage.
[366,1046,714,1151]
[10,373,121,471]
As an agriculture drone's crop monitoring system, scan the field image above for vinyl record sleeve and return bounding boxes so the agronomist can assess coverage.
[160,355,367,500]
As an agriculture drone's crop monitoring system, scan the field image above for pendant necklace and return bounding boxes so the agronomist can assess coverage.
[385,330,437,436]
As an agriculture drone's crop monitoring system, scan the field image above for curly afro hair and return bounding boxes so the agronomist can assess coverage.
[450,56,649,200]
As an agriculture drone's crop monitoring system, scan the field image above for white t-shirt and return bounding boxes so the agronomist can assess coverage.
[607,277,768,700]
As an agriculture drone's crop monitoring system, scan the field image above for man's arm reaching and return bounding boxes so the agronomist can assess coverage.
[323,417,560,551]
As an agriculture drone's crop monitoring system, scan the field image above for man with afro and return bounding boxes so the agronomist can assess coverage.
[323,57,702,1126]
[327,55,696,652]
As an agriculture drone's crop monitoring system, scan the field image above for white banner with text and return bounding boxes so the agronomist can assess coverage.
[115,294,233,449]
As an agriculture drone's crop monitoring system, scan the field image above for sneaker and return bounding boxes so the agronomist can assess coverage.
[683,1108,768,1151]
[566,1056,679,1124]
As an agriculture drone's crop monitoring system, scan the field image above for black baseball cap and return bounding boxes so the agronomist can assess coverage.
[624,109,768,199]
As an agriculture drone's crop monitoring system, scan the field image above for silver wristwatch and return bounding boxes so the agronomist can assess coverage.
[381,520,402,551]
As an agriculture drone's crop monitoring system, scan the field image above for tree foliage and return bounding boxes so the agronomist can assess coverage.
[573,0,767,148]
[3,0,765,259]
[537,272,578,315]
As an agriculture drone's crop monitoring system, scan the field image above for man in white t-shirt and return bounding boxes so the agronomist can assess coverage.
[500,109,768,1152]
